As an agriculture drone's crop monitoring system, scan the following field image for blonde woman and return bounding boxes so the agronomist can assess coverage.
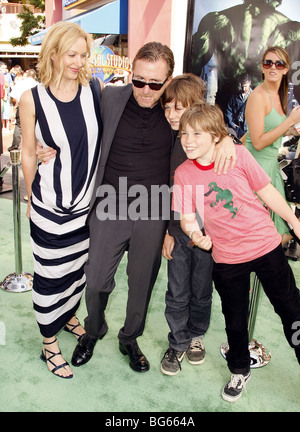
[245,46,300,245]
[20,21,103,379]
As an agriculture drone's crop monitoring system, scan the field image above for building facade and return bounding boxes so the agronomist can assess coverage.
[0,1,43,70]
[36,0,188,79]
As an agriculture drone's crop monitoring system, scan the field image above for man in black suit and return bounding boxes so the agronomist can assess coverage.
[72,42,175,372]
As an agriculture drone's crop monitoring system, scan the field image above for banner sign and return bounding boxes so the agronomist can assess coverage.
[185,0,300,115]
[89,43,132,84]
[63,0,79,7]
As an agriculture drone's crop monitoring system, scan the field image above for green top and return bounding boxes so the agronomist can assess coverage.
[245,87,289,235]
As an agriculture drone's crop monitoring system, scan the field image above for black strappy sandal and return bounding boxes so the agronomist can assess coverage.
[40,338,73,379]
[64,316,85,342]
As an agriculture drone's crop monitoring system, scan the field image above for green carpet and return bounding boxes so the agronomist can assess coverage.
[0,197,299,413]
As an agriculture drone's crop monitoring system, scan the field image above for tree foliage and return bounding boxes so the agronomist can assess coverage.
[10,0,45,47]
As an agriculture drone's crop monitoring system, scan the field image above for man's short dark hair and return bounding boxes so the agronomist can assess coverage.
[133,42,175,77]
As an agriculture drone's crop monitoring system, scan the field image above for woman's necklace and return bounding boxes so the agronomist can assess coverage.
[50,83,78,102]
[262,81,279,97]
[262,82,283,113]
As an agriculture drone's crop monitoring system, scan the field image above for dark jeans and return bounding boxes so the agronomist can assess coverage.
[213,244,300,374]
[165,235,213,351]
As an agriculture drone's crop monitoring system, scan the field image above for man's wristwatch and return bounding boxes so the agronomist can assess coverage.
[228,133,242,145]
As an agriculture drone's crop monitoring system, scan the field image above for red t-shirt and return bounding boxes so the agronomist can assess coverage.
[173,145,281,264]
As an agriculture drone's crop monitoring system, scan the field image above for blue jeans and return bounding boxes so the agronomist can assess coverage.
[213,244,300,374]
[165,235,213,351]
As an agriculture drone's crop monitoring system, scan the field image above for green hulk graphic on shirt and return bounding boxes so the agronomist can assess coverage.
[204,182,238,218]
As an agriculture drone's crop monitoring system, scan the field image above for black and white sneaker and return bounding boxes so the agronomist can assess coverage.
[222,372,251,402]
[186,338,206,365]
[160,348,185,376]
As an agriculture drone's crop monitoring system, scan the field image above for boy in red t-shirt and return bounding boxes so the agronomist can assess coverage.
[173,103,300,402]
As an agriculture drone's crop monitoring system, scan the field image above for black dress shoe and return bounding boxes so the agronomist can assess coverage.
[71,334,97,367]
[119,341,150,372]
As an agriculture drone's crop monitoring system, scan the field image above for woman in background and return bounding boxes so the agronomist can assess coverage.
[245,46,300,245]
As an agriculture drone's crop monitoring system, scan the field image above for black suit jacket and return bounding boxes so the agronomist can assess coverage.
[89,83,133,214]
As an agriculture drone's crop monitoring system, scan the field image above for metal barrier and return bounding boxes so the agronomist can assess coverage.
[0,149,33,292]
[247,276,271,368]
[220,276,271,369]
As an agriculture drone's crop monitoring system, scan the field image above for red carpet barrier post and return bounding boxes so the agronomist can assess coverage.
[0,149,33,292]
[246,276,271,368]
[220,275,271,369]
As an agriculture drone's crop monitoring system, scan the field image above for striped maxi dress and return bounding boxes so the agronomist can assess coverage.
[29,82,102,338]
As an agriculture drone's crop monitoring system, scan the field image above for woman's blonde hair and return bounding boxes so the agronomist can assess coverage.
[37,21,92,88]
[179,103,228,142]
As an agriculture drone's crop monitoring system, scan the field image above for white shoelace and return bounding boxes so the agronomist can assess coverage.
[190,339,204,351]
[228,374,249,392]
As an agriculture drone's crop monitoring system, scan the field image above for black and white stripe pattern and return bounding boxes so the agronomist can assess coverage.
[29,83,101,337]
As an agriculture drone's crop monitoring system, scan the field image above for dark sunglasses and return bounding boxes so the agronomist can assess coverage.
[262,59,287,70]
[132,77,168,91]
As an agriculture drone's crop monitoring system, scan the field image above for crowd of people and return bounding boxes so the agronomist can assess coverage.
[2,18,298,404]
[0,63,29,134]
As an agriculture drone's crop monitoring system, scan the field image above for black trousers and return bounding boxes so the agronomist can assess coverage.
[213,244,300,374]
[84,209,167,344]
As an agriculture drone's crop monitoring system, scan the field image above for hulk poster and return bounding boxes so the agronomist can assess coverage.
[185,0,300,119]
